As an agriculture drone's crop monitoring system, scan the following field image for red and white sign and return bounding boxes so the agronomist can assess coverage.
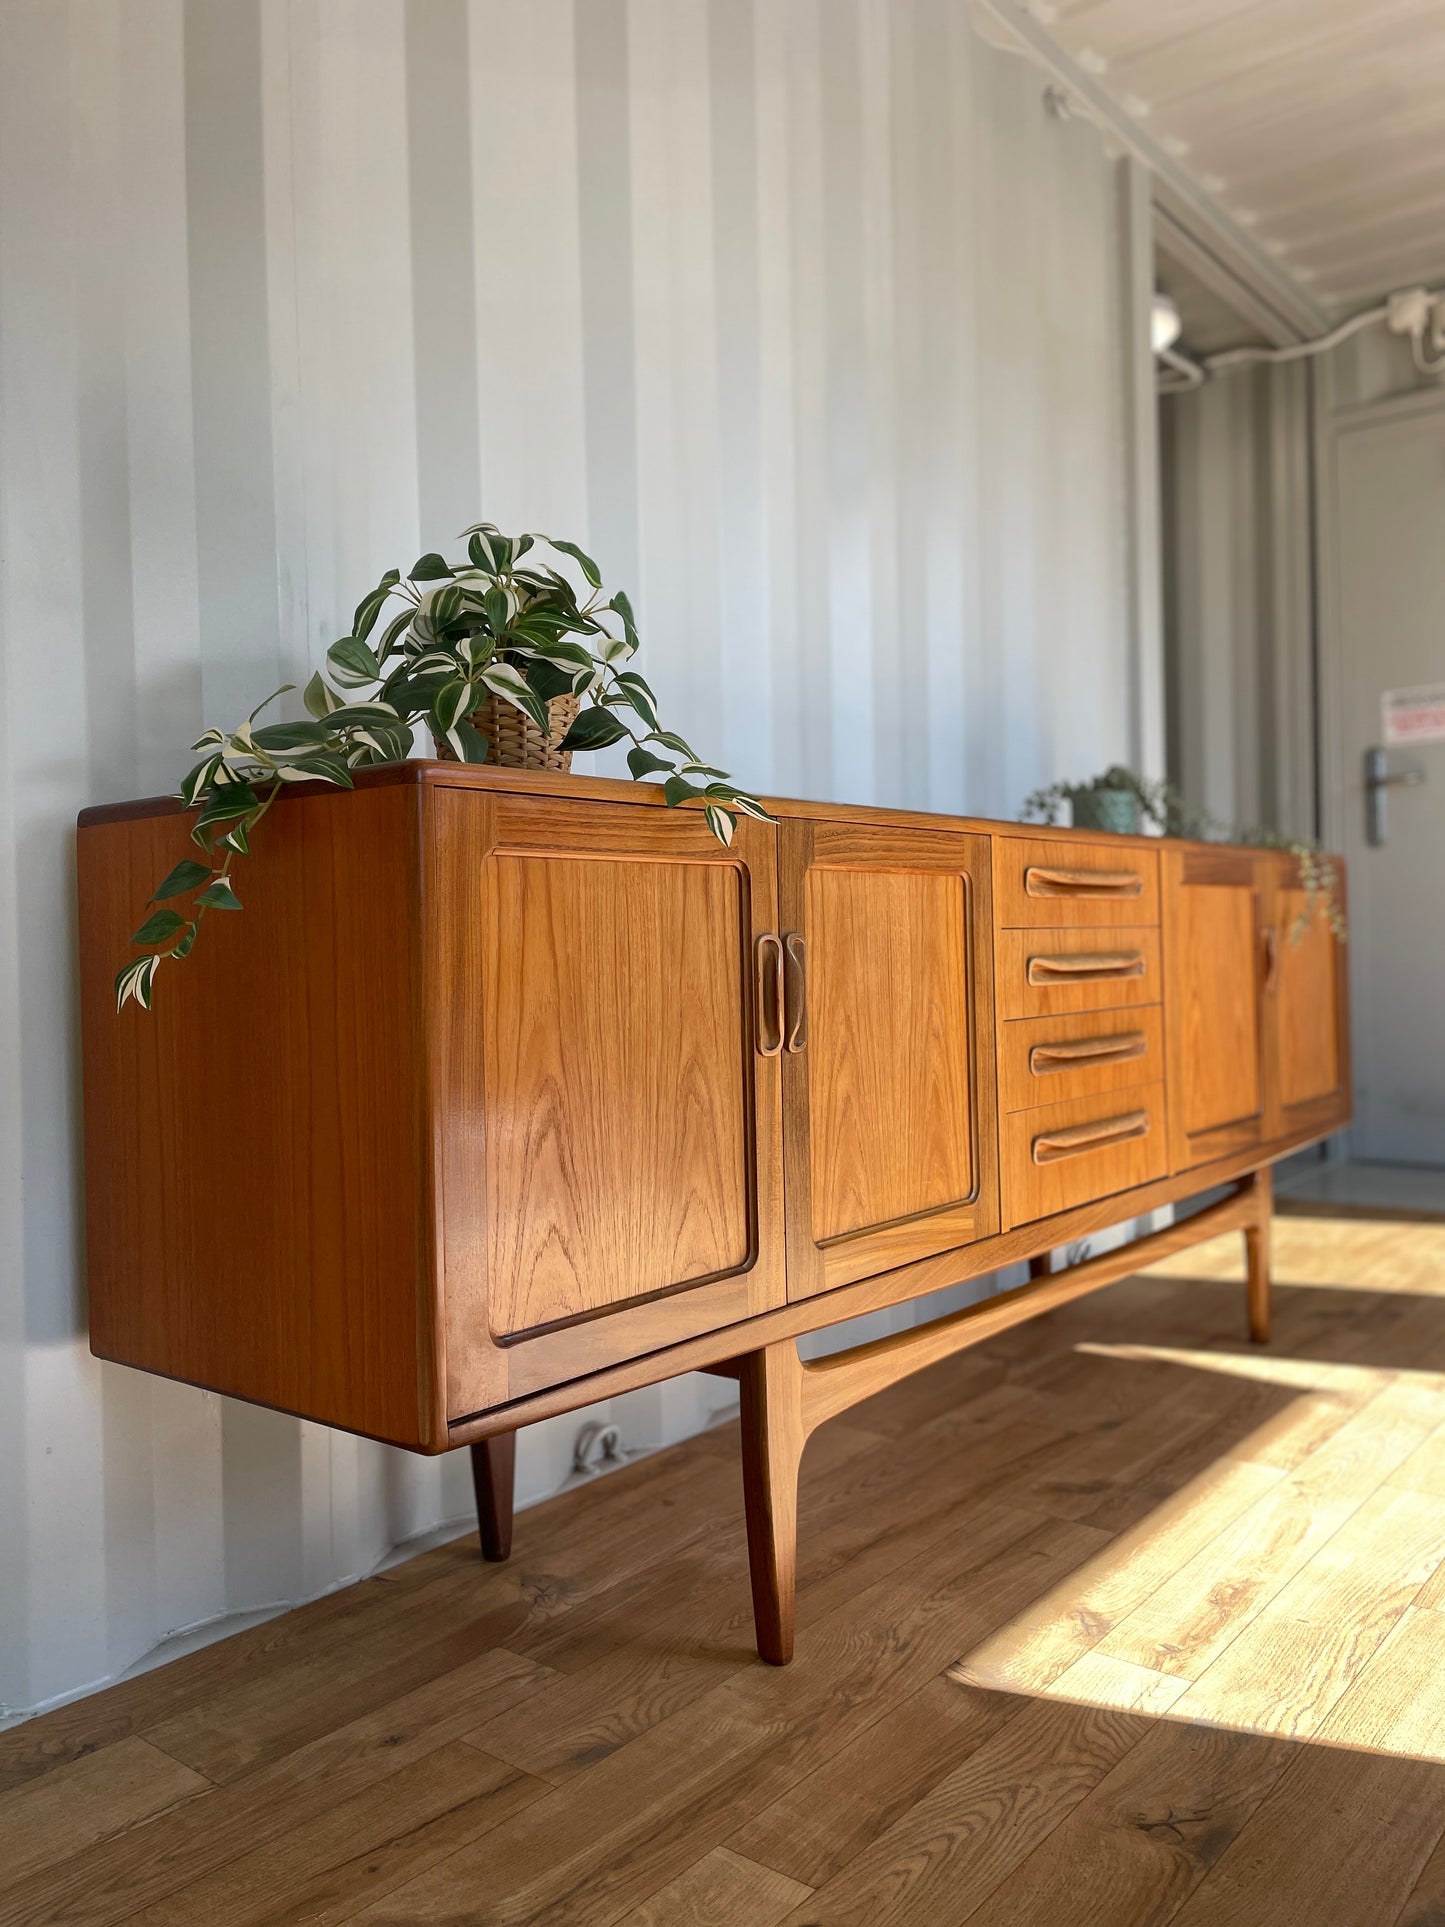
[1382,683,1445,747]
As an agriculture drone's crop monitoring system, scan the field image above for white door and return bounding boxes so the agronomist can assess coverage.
[1327,399,1445,1163]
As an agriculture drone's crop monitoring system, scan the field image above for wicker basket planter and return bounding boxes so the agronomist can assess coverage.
[433,691,580,771]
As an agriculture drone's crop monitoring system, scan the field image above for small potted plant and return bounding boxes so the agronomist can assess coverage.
[1021,765,1345,939]
[115,524,768,1010]
[1022,765,1154,836]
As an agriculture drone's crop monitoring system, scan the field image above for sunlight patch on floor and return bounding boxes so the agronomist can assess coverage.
[955,1324,1445,1761]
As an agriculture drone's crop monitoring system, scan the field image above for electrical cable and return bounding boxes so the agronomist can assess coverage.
[1157,285,1445,393]
[1156,344,1206,392]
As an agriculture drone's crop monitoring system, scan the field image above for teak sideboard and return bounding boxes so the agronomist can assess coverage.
[77,764,1351,1662]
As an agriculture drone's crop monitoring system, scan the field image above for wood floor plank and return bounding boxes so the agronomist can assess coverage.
[1168,1743,1445,1927]
[770,1697,1148,1927]
[0,1735,208,1887]
[1170,1484,1445,1739]
[0,1649,552,1927]
[618,1847,812,1927]
[7,1228,1445,1927]
[0,1424,745,1802]
[1095,1376,1442,1683]
[1043,1651,1192,1716]
[345,1516,1111,1925]
[1393,1825,1445,1927]
[726,1676,1026,1889]
[956,1717,1297,1927]
[468,1416,1071,1786]
[120,1743,544,1926]
[1315,1603,1445,1757]
[956,1454,1282,1693]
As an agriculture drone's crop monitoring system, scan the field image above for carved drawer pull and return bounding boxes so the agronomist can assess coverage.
[783,931,808,1053]
[1030,1030,1147,1075]
[1026,865,1143,899]
[755,933,784,1057]
[1027,950,1146,986]
[1033,1109,1150,1165]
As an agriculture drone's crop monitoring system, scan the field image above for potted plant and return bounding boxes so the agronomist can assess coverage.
[1021,764,1345,940]
[1022,765,1153,836]
[115,524,768,1010]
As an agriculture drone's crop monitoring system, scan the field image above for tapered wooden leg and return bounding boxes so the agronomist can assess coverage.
[1245,1167,1273,1345]
[738,1341,807,1665]
[470,1431,516,1562]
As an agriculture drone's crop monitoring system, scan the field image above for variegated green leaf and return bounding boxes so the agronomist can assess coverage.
[303,671,345,719]
[114,954,161,1013]
[194,877,242,911]
[131,907,186,946]
[703,803,735,846]
[150,859,212,901]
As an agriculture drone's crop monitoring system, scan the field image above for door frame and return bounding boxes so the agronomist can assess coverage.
[1312,379,1445,1162]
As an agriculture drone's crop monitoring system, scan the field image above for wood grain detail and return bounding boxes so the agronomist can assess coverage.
[804,865,973,1241]
[482,850,751,1339]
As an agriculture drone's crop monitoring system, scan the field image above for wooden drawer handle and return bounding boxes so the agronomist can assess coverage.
[1033,1109,1150,1165]
[1030,1030,1147,1074]
[1027,950,1146,985]
[1026,865,1143,900]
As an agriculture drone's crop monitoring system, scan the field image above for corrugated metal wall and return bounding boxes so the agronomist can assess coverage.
[0,0,1155,1716]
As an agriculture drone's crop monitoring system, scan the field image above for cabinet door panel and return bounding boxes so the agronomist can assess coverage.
[436,788,785,1416]
[1163,847,1269,1171]
[1268,860,1351,1141]
[782,821,997,1298]
[806,866,973,1238]
[485,850,751,1336]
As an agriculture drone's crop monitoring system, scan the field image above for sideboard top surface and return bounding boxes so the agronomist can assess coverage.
[76,759,1287,861]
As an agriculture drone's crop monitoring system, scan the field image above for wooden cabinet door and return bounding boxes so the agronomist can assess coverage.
[778,817,998,1300]
[435,785,786,1414]
[1265,853,1351,1142]
[1163,845,1271,1172]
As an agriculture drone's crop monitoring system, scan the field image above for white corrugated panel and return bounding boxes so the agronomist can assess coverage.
[0,0,1152,1716]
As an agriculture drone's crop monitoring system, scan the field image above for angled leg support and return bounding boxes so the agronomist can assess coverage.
[738,1343,807,1666]
[722,1184,1269,1664]
[1245,1166,1273,1345]
[470,1430,517,1562]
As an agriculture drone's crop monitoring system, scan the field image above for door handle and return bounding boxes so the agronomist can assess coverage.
[1261,925,1279,995]
[782,932,807,1053]
[755,934,784,1057]
[1365,746,1425,846]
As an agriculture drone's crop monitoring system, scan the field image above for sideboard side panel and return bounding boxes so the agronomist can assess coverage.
[79,783,439,1448]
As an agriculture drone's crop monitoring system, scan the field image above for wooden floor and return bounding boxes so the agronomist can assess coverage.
[7,1216,1445,1926]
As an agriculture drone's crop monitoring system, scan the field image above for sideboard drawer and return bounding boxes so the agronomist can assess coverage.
[999,1005,1164,1113]
[1002,1081,1168,1227]
[996,926,1162,1021]
[994,836,1159,929]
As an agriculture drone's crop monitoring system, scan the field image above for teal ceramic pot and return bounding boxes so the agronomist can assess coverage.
[1070,789,1140,836]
